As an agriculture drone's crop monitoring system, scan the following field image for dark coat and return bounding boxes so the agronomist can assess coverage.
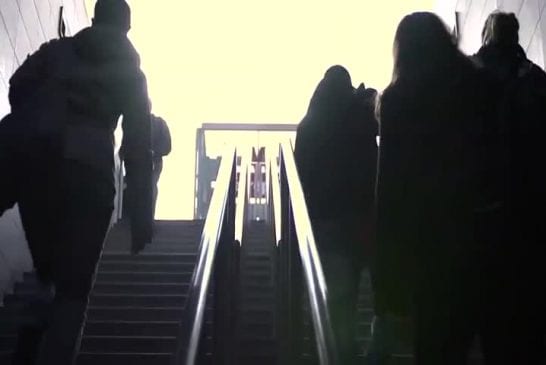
[475,44,546,240]
[295,84,378,224]
[374,60,493,314]
[2,25,152,242]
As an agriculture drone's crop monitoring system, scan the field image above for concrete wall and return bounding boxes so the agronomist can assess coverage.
[435,0,546,68]
[0,0,90,303]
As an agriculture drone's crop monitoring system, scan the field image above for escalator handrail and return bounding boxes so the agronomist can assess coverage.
[268,148,282,245]
[235,152,249,245]
[173,145,237,365]
[278,141,338,364]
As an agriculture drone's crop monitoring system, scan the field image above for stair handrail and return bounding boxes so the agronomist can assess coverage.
[234,151,250,245]
[276,141,339,364]
[268,147,282,245]
[173,145,238,365]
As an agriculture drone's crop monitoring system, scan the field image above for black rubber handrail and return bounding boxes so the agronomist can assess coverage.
[173,146,238,365]
[275,141,339,364]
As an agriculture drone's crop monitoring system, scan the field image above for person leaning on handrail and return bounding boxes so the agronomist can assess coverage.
[374,12,496,364]
[295,65,378,365]
[0,0,152,363]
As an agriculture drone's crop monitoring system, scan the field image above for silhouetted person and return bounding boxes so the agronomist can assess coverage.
[473,12,546,363]
[375,12,493,364]
[120,111,170,245]
[0,0,152,363]
[295,65,378,364]
[151,113,171,224]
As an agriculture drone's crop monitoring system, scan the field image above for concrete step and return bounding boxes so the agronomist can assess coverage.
[84,319,213,337]
[100,254,197,263]
[92,283,189,295]
[87,307,186,322]
[81,336,177,353]
[98,262,194,273]
[142,246,200,254]
[89,293,188,307]
[77,352,172,365]
[96,272,193,283]
[84,320,181,337]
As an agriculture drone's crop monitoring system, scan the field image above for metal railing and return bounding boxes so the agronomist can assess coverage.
[173,146,240,365]
[235,151,250,245]
[274,141,339,364]
[267,147,282,245]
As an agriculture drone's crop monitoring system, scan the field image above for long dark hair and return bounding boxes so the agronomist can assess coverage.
[481,11,519,47]
[391,12,462,84]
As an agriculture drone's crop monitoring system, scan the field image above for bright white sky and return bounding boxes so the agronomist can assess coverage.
[88,0,435,219]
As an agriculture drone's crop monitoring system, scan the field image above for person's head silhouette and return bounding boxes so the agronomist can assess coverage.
[92,0,131,33]
[392,12,457,82]
[307,65,354,116]
[481,12,519,47]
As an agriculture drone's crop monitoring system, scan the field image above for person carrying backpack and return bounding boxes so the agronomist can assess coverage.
[473,11,546,363]
[0,1,152,363]
[151,113,171,227]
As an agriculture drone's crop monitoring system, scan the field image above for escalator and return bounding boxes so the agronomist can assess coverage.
[236,221,277,365]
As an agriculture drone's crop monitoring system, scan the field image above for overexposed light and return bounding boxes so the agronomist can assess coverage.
[95,0,435,219]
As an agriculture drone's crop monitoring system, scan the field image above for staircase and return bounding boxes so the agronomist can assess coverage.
[0,220,203,365]
[237,221,277,365]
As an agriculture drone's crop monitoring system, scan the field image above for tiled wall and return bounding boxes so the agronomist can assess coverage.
[436,0,546,68]
[0,0,90,118]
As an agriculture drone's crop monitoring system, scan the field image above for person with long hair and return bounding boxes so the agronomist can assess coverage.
[473,11,546,363]
[375,12,492,364]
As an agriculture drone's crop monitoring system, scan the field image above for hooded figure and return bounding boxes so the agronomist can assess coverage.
[0,0,152,363]
[295,65,378,364]
[473,12,546,363]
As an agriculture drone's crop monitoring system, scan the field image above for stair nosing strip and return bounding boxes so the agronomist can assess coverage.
[98,271,193,275]
[86,320,179,324]
[91,293,188,297]
[78,352,172,355]
[94,282,189,286]
[83,335,176,339]
[88,306,185,310]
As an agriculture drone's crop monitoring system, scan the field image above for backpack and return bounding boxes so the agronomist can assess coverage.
[151,115,171,158]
